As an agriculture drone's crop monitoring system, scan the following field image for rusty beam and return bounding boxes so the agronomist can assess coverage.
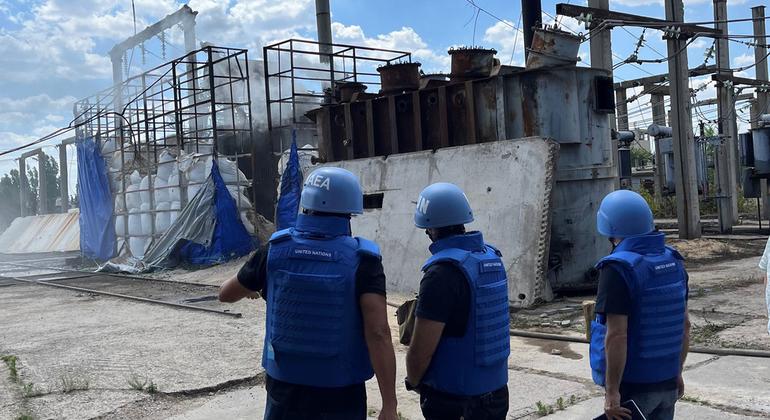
[465,82,477,145]
[365,101,376,158]
[387,96,399,154]
[556,3,721,36]
[343,103,355,160]
[437,87,449,148]
[412,92,423,151]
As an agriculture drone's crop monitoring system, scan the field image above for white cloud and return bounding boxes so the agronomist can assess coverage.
[733,54,754,68]
[332,23,450,73]
[483,20,525,67]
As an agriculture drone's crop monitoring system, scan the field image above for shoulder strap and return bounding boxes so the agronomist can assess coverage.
[422,248,470,272]
[665,246,685,261]
[595,251,644,270]
[356,237,382,259]
[269,228,293,243]
[485,243,503,257]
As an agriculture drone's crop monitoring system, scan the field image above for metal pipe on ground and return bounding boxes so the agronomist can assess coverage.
[386,299,770,359]
[10,277,241,318]
[522,0,542,60]
[509,329,770,359]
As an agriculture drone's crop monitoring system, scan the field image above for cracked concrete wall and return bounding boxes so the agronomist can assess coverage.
[328,138,558,307]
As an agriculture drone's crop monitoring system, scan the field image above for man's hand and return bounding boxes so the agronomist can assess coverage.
[677,374,685,399]
[604,391,632,420]
[377,406,398,420]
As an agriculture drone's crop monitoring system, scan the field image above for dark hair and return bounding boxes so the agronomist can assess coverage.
[430,224,466,240]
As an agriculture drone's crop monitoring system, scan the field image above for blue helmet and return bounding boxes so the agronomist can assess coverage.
[301,167,364,215]
[414,183,474,229]
[596,190,654,238]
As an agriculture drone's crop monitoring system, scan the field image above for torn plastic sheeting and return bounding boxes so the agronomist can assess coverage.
[139,167,218,270]
[76,137,116,261]
[175,159,255,265]
[276,131,302,230]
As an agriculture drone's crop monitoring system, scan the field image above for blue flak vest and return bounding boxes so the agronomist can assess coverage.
[420,232,511,396]
[263,213,378,388]
[590,232,687,386]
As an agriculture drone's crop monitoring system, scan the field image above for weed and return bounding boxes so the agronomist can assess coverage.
[397,412,407,420]
[535,401,554,416]
[127,373,147,391]
[21,382,43,398]
[15,413,34,420]
[556,396,565,410]
[1,355,18,381]
[60,373,89,393]
[146,381,158,394]
[367,408,377,417]
[569,394,577,405]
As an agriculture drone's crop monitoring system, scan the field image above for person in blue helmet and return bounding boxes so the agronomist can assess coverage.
[219,167,398,420]
[590,190,691,420]
[405,182,511,420]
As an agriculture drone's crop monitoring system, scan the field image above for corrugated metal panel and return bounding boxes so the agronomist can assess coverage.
[0,211,80,254]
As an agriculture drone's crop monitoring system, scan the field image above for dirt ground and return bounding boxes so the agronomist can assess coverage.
[1,234,769,419]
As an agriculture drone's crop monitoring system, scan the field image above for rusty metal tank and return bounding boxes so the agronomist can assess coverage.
[526,28,581,69]
[448,47,498,82]
[336,81,367,103]
[377,62,421,95]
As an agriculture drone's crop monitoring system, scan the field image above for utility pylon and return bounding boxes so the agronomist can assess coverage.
[665,0,701,238]
[713,0,736,232]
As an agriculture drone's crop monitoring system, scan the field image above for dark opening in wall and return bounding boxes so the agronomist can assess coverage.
[363,193,384,209]
[594,76,616,113]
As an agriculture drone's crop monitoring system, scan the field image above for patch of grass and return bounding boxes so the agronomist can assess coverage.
[146,381,158,394]
[60,373,89,393]
[1,355,18,382]
[21,382,43,398]
[127,373,147,391]
[15,413,34,420]
[556,396,565,410]
[535,401,555,416]
[367,408,377,417]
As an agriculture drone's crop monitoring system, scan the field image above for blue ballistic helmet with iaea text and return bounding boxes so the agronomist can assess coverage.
[414,182,474,229]
[300,167,364,215]
[596,189,654,238]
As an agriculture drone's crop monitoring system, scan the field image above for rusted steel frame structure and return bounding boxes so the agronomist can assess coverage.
[73,46,255,256]
[263,39,412,132]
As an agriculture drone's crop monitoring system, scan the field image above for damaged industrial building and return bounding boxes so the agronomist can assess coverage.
[2,0,770,418]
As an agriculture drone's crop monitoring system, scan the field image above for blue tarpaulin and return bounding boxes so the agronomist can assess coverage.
[76,137,116,261]
[276,131,303,230]
[177,160,255,265]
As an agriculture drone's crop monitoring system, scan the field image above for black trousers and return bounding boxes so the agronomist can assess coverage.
[419,385,509,420]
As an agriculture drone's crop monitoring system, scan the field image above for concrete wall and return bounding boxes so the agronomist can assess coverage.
[329,138,558,308]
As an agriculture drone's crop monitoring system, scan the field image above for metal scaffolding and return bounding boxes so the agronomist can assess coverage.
[72,45,255,256]
[263,39,412,131]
